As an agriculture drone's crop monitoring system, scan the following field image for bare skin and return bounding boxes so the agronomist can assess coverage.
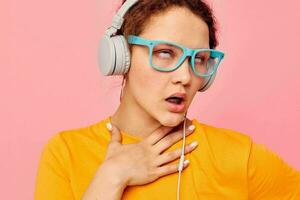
[82,120,198,200]
[83,5,208,199]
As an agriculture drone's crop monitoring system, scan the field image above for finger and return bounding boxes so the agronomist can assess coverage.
[172,118,193,133]
[144,118,192,145]
[155,141,198,167]
[144,125,174,145]
[155,160,190,178]
[106,122,122,145]
[154,123,195,153]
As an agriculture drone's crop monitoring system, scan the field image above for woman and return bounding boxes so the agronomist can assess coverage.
[34,0,300,199]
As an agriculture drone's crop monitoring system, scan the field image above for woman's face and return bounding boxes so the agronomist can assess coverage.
[125,6,210,127]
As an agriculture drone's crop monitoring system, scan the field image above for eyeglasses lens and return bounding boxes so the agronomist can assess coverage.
[151,43,219,76]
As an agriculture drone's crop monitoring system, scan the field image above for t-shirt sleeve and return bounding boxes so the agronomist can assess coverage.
[247,142,300,199]
[34,133,75,200]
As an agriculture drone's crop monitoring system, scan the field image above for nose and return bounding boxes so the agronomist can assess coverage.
[171,57,192,86]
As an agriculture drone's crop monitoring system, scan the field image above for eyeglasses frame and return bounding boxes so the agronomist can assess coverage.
[127,35,225,77]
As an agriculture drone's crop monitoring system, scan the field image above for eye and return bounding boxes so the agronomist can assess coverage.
[154,49,174,59]
[195,56,205,63]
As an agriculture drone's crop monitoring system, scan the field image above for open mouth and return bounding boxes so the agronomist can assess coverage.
[165,96,184,105]
[165,96,185,113]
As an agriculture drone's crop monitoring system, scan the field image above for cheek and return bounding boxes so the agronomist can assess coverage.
[193,78,204,91]
[129,50,165,95]
[186,77,205,103]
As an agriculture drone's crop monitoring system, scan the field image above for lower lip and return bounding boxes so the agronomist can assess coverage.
[165,100,186,113]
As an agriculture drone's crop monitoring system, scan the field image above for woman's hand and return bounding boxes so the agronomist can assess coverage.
[102,120,198,186]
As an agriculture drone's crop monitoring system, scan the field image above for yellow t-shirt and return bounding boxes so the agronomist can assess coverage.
[34,116,300,199]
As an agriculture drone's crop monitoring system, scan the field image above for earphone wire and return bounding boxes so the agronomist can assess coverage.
[119,75,126,102]
[177,112,187,200]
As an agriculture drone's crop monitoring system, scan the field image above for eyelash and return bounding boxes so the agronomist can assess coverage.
[154,50,174,57]
[154,49,209,63]
[155,49,173,53]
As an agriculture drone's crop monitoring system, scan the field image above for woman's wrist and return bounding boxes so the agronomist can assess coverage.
[82,162,128,200]
[99,161,129,187]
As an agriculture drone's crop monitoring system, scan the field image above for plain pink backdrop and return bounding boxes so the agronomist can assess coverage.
[2,0,300,199]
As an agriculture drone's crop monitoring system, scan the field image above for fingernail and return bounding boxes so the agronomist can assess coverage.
[106,122,112,131]
[188,125,195,131]
[190,141,198,148]
[183,160,190,165]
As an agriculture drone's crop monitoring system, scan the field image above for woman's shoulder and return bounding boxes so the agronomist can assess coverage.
[192,118,252,148]
[46,117,253,149]
[42,117,110,153]
[190,119,253,170]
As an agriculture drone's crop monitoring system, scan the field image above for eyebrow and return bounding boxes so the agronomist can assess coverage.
[158,41,206,49]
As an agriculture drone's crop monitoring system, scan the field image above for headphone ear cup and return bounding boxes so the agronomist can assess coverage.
[198,72,217,92]
[98,35,116,76]
[98,35,131,76]
[112,35,131,75]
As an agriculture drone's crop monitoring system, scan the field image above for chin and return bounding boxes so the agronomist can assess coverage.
[157,112,186,127]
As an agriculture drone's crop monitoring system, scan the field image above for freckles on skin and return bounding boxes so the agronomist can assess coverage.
[124,6,211,127]
[135,6,210,98]
[130,46,167,100]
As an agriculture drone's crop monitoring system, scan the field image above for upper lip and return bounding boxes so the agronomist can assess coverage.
[165,92,187,101]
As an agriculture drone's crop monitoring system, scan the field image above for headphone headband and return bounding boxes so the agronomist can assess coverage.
[105,0,139,36]
[99,0,217,92]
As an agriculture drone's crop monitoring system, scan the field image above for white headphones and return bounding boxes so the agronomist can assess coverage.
[100,3,204,199]
[98,0,218,92]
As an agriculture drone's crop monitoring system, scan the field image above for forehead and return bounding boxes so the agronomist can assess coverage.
[139,6,210,49]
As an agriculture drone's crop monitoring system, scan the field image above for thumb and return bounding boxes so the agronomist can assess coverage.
[106,122,122,144]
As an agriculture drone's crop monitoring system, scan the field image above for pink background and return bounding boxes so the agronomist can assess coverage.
[2,0,300,199]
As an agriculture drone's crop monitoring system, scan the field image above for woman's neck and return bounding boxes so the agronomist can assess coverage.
[110,87,162,139]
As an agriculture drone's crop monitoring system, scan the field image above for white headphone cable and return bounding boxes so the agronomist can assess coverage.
[177,112,187,200]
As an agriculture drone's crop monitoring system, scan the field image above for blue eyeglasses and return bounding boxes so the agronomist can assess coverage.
[127,35,225,77]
